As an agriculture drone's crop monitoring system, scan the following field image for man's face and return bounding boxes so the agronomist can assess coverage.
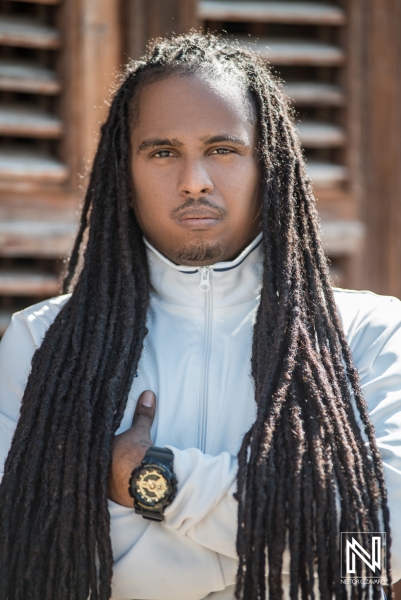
[130,73,261,266]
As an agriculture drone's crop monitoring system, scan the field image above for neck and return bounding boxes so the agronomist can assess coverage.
[143,232,263,308]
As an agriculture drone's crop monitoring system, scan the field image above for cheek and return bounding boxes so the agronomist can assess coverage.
[215,158,260,210]
[131,164,179,240]
[133,158,179,194]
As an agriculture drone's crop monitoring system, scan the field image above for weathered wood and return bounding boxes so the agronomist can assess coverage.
[8,0,59,4]
[59,0,81,189]
[0,311,12,336]
[0,150,68,183]
[340,0,362,225]
[0,106,63,138]
[320,219,365,257]
[307,161,348,188]
[360,0,401,298]
[125,0,148,60]
[178,0,199,30]
[0,271,60,295]
[0,220,77,257]
[0,16,61,49]
[0,59,60,94]
[79,0,122,168]
[285,82,345,106]
[125,0,199,60]
[328,264,346,288]
[198,1,345,25]
[297,122,346,147]
[236,37,345,66]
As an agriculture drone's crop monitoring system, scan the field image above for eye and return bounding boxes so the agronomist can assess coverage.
[210,147,235,155]
[153,149,175,158]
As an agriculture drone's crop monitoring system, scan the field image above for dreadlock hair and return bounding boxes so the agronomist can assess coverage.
[0,31,393,600]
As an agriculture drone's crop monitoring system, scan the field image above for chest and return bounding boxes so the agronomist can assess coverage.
[116,294,259,456]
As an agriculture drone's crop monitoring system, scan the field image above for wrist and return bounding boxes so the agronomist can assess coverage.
[128,446,177,521]
[108,443,151,507]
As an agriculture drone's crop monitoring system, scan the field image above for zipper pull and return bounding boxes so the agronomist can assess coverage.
[199,267,210,292]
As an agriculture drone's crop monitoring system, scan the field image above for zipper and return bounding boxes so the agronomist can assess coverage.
[197,267,212,452]
[199,267,210,292]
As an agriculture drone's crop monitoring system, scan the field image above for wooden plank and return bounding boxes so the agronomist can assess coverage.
[297,122,346,147]
[236,37,345,66]
[9,0,59,4]
[329,264,345,288]
[0,271,60,295]
[0,59,60,94]
[0,16,60,50]
[285,82,345,106]
[80,0,121,167]
[0,190,79,218]
[0,311,12,336]
[178,0,199,30]
[59,0,81,189]
[198,1,345,25]
[307,161,348,188]
[360,0,401,298]
[0,220,77,258]
[320,219,365,257]
[0,149,68,183]
[0,106,62,138]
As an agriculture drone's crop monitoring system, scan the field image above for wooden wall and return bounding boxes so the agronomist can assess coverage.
[359,0,401,298]
[123,0,198,60]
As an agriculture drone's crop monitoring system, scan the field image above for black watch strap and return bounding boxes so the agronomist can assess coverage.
[136,507,165,522]
[144,446,174,464]
[130,446,176,521]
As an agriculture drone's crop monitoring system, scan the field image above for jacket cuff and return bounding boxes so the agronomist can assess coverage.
[163,446,238,535]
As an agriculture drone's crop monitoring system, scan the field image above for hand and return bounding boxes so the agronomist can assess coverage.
[108,390,156,507]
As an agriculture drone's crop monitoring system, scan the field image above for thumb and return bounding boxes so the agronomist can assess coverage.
[131,390,156,442]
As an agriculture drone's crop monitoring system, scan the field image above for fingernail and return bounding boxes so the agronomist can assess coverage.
[141,391,154,408]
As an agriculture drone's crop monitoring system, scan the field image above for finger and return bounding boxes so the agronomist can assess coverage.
[132,390,156,433]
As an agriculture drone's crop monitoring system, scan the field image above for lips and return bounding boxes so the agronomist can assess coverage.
[174,210,223,230]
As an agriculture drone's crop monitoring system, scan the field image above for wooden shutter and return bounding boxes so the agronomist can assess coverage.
[0,0,67,333]
[0,0,121,335]
[196,0,364,288]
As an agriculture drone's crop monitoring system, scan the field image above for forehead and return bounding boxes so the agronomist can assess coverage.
[131,73,255,141]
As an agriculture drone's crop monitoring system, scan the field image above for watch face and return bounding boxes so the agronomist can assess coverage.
[133,467,170,506]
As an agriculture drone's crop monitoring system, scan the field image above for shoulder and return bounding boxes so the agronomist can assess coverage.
[5,294,71,348]
[333,287,401,374]
[333,287,401,338]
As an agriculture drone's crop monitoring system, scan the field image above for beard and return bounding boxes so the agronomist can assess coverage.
[176,241,223,265]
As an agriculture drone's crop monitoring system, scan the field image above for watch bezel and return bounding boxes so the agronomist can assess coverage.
[129,459,177,511]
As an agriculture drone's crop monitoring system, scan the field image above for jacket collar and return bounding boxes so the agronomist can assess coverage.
[144,233,263,308]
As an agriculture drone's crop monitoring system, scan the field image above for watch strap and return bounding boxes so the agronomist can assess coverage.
[135,507,165,521]
[130,446,176,521]
[143,446,174,464]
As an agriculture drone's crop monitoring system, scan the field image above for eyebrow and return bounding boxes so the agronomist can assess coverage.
[137,138,183,153]
[137,133,249,153]
[199,134,249,147]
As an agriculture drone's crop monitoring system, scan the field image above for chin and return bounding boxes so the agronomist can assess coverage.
[175,241,224,266]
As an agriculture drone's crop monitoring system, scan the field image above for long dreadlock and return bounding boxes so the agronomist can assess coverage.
[0,32,393,600]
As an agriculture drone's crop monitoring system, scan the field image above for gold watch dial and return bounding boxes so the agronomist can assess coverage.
[136,468,169,503]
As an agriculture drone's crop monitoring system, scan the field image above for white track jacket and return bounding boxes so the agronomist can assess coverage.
[0,233,401,599]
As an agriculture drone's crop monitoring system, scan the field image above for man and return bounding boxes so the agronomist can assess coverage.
[0,32,400,600]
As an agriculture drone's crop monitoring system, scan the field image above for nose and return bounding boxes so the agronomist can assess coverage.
[178,157,214,197]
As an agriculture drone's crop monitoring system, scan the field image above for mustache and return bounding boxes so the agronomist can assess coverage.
[170,197,227,218]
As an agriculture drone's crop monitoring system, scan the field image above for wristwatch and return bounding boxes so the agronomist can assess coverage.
[128,446,177,521]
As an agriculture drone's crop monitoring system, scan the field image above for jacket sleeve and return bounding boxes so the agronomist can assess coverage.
[0,311,37,475]
[0,310,239,600]
[339,291,401,584]
[109,450,239,599]
[162,291,401,586]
